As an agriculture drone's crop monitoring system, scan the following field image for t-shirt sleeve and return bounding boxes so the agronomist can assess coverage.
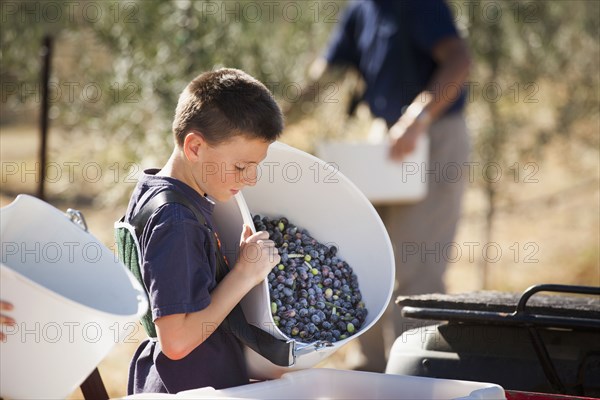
[324,3,360,66]
[406,0,459,54]
[140,204,215,321]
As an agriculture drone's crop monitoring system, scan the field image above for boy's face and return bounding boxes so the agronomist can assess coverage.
[190,134,270,202]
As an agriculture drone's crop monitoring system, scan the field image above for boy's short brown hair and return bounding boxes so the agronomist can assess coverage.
[172,68,283,146]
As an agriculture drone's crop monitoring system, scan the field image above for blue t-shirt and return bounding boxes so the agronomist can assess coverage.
[325,0,465,126]
[126,169,248,394]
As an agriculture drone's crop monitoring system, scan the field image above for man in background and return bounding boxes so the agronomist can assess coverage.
[306,0,471,372]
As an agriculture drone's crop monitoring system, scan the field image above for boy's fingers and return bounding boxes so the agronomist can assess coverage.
[240,224,252,243]
[245,230,269,243]
[0,301,13,311]
[0,315,15,326]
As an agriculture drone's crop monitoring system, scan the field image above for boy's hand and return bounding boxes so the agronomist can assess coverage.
[237,224,280,286]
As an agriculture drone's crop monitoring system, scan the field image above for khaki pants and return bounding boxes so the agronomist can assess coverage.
[358,112,470,372]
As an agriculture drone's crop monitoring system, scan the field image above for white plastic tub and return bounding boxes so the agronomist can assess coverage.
[211,142,395,379]
[123,368,506,400]
[0,195,148,399]
[315,133,430,205]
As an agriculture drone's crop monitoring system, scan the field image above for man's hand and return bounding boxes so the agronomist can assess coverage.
[0,301,15,341]
[388,112,429,161]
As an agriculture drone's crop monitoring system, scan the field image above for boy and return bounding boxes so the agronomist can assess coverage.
[125,68,282,394]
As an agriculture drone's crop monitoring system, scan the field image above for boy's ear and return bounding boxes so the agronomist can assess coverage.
[182,131,206,161]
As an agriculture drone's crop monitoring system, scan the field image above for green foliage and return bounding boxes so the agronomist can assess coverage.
[1,0,597,205]
[1,0,342,202]
[463,0,599,161]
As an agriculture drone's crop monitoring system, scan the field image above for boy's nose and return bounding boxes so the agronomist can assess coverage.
[243,176,258,187]
[242,165,259,186]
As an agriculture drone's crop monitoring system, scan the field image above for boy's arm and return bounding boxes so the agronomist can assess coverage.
[155,226,279,361]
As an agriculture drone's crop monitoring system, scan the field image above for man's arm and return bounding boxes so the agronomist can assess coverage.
[282,58,348,124]
[389,36,471,160]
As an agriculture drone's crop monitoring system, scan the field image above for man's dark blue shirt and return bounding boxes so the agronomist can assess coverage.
[325,0,466,126]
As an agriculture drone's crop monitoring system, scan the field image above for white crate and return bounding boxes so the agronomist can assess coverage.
[122,369,505,400]
[315,134,430,205]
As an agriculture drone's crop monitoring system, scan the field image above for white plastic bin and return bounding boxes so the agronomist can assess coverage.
[211,142,395,379]
[0,195,148,399]
[315,133,430,205]
[122,368,506,400]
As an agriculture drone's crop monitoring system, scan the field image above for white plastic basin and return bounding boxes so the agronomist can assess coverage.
[122,368,506,400]
[0,195,148,399]
[212,142,395,379]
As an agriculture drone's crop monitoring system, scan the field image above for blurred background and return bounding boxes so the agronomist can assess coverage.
[1,1,598,398]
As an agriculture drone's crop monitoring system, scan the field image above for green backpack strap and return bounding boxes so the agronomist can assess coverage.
[115,218,157,338]
[115,190,295,366]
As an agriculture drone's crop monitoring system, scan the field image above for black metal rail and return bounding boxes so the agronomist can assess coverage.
[400,284,600,395]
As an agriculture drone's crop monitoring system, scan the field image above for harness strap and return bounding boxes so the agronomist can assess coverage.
[223,304,294,367]
[131,190,207,238]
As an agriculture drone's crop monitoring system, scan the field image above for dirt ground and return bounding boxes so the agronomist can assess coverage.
[1,123,598,399]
